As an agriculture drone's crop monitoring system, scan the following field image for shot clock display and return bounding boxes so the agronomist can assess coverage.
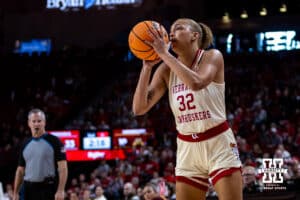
[82,130,112,150]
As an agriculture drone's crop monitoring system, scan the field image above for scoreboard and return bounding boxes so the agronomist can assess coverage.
[48,130,80,151]
[48,129,124,161]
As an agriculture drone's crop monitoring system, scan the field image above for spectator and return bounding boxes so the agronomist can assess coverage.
[69,191,79,200]
[82,188,92,200]
[136,186,144,200]
[142,182,167,200]
[2,183,13,200]
[276,144,292,163]
[94,186,107,200]
[242,165,262,194]
[123,182,139,200]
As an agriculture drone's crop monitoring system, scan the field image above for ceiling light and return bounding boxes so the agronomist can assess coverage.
[279,3,287,13]
[259,7,267,16]
[240,10,248,19]
[222,12,231,23]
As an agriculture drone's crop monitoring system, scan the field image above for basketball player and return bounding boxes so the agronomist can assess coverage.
[132,18,243,200]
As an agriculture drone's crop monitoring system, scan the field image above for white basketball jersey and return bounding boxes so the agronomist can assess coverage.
[168,50,227,134]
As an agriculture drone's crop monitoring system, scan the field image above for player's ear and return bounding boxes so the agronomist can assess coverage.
[191,32,199,41]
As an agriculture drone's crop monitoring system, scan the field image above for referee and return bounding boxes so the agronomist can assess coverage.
[13,108,68,200]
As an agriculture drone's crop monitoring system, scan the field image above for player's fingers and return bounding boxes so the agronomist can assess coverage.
[147,28,158,40]
[153,26,164,39]
[143,39,153,46]
[157,25,165,37]
[167,41,171,50]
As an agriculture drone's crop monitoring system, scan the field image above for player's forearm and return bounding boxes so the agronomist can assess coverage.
[160,51,204,90]
[132,66,153,115]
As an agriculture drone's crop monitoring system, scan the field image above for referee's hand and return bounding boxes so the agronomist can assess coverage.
[12,193,19,200]
[55,190,65,200]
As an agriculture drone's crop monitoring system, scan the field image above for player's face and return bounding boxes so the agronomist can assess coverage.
[170,20,194,52]
[28,112,46,136]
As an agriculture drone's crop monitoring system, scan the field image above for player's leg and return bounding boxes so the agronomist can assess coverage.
[213,170,243,200]
[176,181,207,200]
[175,137,210,200]
[207,128,243,200]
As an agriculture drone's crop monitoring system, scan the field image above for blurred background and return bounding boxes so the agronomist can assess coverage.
[0,0,299,51]
[0,0,299,199]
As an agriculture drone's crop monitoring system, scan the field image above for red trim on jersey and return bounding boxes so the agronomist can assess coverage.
[177,121,229,142]
[190,49,202,68]
[209,167,242,185]
[176,176,209,191]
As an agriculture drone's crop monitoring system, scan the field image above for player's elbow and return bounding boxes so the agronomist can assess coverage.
[132,100,149,116]
[189,76,212,91]
[189,84,201,91]
[132,107,146,116]
[132,102,150,116]
[189,81,206,91]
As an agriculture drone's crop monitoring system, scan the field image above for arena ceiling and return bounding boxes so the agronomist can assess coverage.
[205,0,300,19]
[0,0,299,20]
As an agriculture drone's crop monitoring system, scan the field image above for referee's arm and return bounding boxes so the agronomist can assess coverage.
[13,166,25,200]
[55,160,68,200]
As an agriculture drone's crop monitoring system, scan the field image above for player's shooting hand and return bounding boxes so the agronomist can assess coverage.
[145,26,169,55]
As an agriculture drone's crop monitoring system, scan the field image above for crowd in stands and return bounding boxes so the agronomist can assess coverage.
[0,44,299,199]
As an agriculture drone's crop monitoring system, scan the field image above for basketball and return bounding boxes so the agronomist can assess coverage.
[128,20,169,61]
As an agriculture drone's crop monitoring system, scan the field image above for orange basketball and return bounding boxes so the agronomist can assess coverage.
[128,20,169,61]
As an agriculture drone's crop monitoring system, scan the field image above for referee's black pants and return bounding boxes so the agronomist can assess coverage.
[23,181,56,200]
